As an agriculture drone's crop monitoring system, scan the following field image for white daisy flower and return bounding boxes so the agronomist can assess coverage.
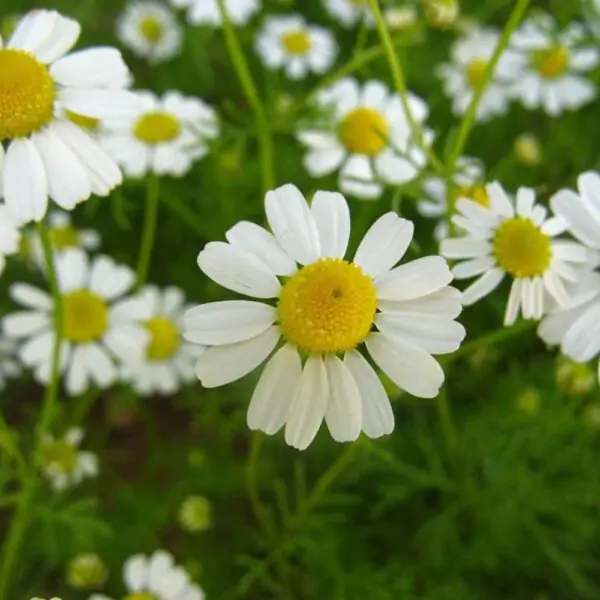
[0,204,21,275]
[437,26,521,122]
[538,172,600,371]
[2,248,150,396]
[255,15,337,80]
[89,550,205,600]
[440,182,589,325]
[41,427,98,491]
[122,286,204,395]
[323,0,374,28]
[170,0,259,27]
[117,2,183,64]
[0,9,138,223]
[0,337,21,390]
[184,184,466,450]
[297,78,432,200]
[101,90,219,178]
[419,156,486,242]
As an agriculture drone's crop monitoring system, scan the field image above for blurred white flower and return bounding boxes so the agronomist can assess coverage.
[41,428,98,491]
[170,0,259,27]
[384,6,417,30]
[509,14,600,116]
[255,14,337,79]
[297,78,432,200]
[117,1,183,64]
[101,90,218,178]
[185,184,465,450]
[441,182,588,325]
[323,0,374,28]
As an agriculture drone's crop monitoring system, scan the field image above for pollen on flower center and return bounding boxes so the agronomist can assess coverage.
[145,316,180,360]
[278,258,377,353]
[139,16,163,42]
[62,290,109,343]
[133,111,181,144]
[533,46,568,79]
[492,217,552,278]
[455,184,490,207]
[43,441,78,473]
[281,30,311,54]
[338,107,389,156]
[66,110,100,131]
[465,59,488,88]
[50,226,80,250]
[0,49,55,140]
[123,593,158,600]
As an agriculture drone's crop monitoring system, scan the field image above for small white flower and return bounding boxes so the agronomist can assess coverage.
[255,14,337,79]
[383,6,417,30]
[297,78,432,200]
[539,172,600,372]
[0,204,21,275]
[419,156,486,242]
[89,550,205,600]
[41,428,98,491]
[101,90,219,178]
[437,26,521,122]
[3,248,150,396]
[441,182,589,325]
[117,1,183,64]
[184,184,465,450]
[509,14,600,116]
[323,0,374,28]
[0,9,138,223]
[0,337,21,390]
[122,286,204,395]
[170,0,259,27]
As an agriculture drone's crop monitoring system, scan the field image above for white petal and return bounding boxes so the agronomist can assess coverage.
[10,284,52,310]
[551,188,600,248]
[578,171,600,215]
[3,312,50,338]
[562,304,600,362]
[486,181,514,218]
[303,148,345,177]
[379,286,464,319]
[147,551,175,593]
[504,279,523,326]
[455,198,497,226]
[50,48,130,88]
[84,343,117,389]
[123,554,148,592]
[461,268,505,306]
[311,191,351,259]
[89,256,134,300]
[440,237,491,259]
[451,256,495,279]
[58,88,140,120]
[56,248,89,292]
[516,187,536,218]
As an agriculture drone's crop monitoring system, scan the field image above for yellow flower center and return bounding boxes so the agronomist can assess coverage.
[62,290,109,343]
[0,49,55,140]
[278,258,377,353]
[465,59,488,88]
[338,107,389,156]
[281,30,311,54]
[492,217,552,278]
[139,16,164,43]
[134,111,181,144]
[50,226,80,250]
[532,46,569,79]
[66,110,100,131]
[455,184,490,207]
[43,441,78,473]
[145,316,180,361]
[123,594,158,600]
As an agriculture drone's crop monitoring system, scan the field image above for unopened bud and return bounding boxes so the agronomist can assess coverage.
[515,387,541,415]
[384,6,418,30]
[66,553,108,589]
[421,0,459,28]
[556,357,595,395]
[178,495,212,533]
[514,133,542,166]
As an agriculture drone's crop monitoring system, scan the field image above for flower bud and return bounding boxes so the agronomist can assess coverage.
[66,553,108,589]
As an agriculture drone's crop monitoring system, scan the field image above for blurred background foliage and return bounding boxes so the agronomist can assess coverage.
[2,0,600,599]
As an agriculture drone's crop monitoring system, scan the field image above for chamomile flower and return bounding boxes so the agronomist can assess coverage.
[170,0,259,27]
[184,184,465,450]
[509,14,600,116]
[0,9,137,223]
[89,550,205,600]
[0,205,21,275]
[297,78,431,200]
[117,2,182,64]
[101,90,218,178]
[41,428,98,491]
[441,182,589,325]
[419,156,486,242]
[255,15,337,80]
[323,0,374,28]
[0,337,21,390]
[538,172,600,371]
[437,26,521,122]
[122,286,204,395]
[3,249,150,396]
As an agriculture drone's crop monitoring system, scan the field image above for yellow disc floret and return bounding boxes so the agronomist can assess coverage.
[145,316,180,361]
[533,46,568,79]
[43,441,78,473]
[455,184,490,207]
[465,59,488,88]
[282,30,311,54]
[133,111,181,144]
[278,258,377,353]
[338,107,389,155]
[492,217,552,278]
[0,49,55,140]
[62,290,109,343]
[139,16,163,43]
[50,226,80,250]
[123,594,158,600]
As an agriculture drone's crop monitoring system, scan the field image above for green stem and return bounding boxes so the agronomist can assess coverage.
[135,174,159,290]
[160,191,214,239]
[436,388,459,462]
[0,223,63,600]
[367,0,445,176]
[246,433,271,532]
[216,0,275,193]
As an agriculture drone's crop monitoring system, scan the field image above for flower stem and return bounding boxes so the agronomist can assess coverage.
[135,174,160,290]
[0,222,63,600]
[216,0,275,193]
